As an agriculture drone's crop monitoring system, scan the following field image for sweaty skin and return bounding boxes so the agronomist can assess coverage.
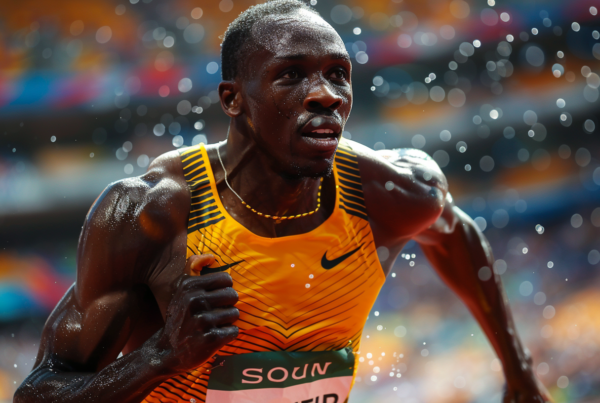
[15,9,552,403]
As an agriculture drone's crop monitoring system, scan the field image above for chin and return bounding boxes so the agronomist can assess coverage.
[305,165,334,179]
[283,157,334,180]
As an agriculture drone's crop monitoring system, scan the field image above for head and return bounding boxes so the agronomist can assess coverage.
[218,0,352,179]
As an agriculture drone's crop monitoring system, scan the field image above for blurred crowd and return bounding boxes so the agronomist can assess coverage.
[1,0,599,402]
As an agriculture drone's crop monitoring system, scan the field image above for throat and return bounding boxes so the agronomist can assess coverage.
[235,175,322,220]
[211,142,337,238]
[224,174,337,239]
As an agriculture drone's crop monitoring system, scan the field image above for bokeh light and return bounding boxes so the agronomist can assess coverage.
[1,0,599,402]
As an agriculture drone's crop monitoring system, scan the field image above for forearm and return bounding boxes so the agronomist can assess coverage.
[419,208,534,385]
[15,332,174,403]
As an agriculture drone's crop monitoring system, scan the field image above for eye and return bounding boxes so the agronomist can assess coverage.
[282,70,300,79]
[329,68,348,81]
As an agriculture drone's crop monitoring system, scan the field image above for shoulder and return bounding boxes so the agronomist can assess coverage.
[76,150,190,301]
[340,139,447,237]
[342,139,441,179]
[85,149,189,244]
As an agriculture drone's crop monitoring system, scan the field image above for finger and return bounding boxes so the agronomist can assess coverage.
[185,287,238,313]
[198,307,240,327]
[181,271,233,292]
[205,288,239,307]
[186,254,215,274]
[208,325,239,343]
[188,288,238,313]
[186,254,216,275]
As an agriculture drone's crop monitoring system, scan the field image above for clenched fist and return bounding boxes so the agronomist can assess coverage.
[150,254,239,374]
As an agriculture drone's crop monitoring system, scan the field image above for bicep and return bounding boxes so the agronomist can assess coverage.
[75,174,186,305]
[35,180,167,372]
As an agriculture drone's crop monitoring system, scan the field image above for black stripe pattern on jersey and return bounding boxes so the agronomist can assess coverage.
[179,147,225,233]
[335,145,368,221]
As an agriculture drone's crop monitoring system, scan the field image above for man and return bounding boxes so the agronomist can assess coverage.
[15,1,552,402]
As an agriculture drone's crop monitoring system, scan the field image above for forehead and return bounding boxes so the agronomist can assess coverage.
[249,10,347,63]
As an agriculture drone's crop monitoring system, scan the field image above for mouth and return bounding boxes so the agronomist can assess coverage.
[297,116,343,154]
[301,117,342,139]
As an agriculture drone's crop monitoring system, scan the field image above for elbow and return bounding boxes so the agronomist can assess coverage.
[13,382,32,403]
[421,186,447,228]
[13,368,58,403]
[418,174,448,225]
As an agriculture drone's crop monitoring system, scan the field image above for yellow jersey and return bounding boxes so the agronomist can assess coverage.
[143,140,385,403]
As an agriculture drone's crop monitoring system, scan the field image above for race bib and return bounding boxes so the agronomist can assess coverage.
[205,348,355,403]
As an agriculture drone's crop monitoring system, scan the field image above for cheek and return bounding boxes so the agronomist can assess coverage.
[270,85,308,120]
[245,89,300,138]
[339,83,352,101]
[338,88,353,118]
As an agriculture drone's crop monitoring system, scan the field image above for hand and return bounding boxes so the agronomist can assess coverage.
[153,254,239,374]
[503,374,554,403]
[188,253,215,276]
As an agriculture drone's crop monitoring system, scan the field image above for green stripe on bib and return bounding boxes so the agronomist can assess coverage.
[207,348,355,391]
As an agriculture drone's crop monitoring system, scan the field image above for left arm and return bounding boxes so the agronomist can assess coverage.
[354,143,552,402]
[415,196,552,402]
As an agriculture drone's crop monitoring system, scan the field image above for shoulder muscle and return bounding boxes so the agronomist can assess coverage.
[76,150,189,304]
[344,140,447,238]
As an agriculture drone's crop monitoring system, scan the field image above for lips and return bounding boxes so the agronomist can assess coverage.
[301,116,342,138]
[299,117,342,153]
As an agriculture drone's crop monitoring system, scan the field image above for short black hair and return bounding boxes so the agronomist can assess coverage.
[220,0,320,81]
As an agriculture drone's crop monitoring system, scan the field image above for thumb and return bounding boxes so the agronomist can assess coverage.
[186,254,216,276]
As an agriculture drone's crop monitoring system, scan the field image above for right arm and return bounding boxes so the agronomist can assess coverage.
[14,154,239,403]
[15,286,178,403]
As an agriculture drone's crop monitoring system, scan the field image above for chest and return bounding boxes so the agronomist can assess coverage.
[187,218,385,348]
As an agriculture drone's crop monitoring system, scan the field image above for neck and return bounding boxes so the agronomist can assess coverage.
[218,125,322,219]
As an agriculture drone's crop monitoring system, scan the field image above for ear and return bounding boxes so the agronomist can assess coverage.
[218,81,244,118]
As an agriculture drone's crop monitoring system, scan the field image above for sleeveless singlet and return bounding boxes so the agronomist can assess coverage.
[143,140,385,403]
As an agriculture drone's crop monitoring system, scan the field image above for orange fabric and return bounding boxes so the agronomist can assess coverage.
[144,141,385,403]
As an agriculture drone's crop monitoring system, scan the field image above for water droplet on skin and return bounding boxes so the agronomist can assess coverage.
[311,117,324,127]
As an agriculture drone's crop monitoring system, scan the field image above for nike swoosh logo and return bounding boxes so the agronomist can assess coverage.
[202,260,244,274]
[321,244,364,270]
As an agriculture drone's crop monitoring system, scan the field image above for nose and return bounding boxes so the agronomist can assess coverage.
[303,81,343,112]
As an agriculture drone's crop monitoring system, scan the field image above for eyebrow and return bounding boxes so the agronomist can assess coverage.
[274,52,351,62]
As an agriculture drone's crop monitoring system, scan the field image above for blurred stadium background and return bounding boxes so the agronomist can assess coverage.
[1,0,599,401]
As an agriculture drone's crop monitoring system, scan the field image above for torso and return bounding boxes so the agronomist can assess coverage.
[142,140,386,403]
